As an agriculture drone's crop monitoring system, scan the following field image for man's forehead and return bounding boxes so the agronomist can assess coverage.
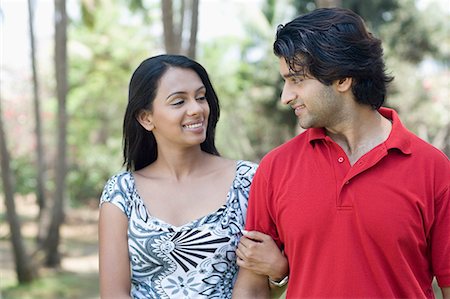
[279,58,308,77]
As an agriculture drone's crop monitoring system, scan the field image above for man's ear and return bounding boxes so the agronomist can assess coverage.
[335,77,352,92]
[137,110,154,131]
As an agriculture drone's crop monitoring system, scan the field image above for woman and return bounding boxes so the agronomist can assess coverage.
[99,54,287,298]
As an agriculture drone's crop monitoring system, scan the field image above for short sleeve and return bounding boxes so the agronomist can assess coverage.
[245,157,282,248]
[226,160,258,229]
[99,172,133,218]
[432,184,450,287]
[235,160,258,198]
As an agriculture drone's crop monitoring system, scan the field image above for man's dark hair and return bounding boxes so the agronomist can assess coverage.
[274,7,394,109]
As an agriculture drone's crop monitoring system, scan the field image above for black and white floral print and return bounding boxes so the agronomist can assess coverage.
[100,160,257,299]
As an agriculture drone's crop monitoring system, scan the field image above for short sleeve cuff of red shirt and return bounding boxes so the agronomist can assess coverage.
[437,275,450,288]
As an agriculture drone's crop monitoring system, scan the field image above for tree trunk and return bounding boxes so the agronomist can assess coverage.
[161,0,179,54]
[27,0,48,244]
[0,98,37,283]
[187,0,199,59]
[177,0,185,52]
[44,0,68,267]
[316,0,342,8]
[161,0,199,57]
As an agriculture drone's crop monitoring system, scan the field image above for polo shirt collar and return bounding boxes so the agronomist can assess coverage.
[307,107,412,155]
[378,107,412,155]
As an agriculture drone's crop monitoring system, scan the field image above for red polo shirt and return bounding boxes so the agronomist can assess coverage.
[246,108,450,298]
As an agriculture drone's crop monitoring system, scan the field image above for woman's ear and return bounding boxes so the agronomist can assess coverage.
[137,110,154,131]
[335,77,353,92]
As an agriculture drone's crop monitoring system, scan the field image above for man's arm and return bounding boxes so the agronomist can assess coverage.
[441,287,450,299]
[232,267,270,299]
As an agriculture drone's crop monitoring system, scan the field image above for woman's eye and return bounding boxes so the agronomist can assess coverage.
[171,99,184,106]
[196,96,207,101]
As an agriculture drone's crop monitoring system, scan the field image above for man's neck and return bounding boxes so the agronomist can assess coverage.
[325,108,392,165]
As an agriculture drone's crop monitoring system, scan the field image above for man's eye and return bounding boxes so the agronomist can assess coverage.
[292,77,303,84]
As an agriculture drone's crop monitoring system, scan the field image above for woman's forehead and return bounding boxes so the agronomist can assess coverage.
[158,67,204,92]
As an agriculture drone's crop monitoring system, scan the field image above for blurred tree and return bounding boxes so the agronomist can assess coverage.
[161,0,199,58]
[347,0,436,63]
[187,0,199,58]
[44,0,68,267]
[199,0,299,161]
[67,0,153,202]
[161,0,183,53]
[116,0,200,56]
[316,0,341,7]
[0,98,38,283]
[27,0,48,245]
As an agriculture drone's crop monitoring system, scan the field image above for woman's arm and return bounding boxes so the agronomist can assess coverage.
[232,267,271,299]
[99,203,132,299]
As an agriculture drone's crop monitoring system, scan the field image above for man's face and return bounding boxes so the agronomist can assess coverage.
[279,58,342,129]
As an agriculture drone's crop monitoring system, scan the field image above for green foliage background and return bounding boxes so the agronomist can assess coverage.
[0,0,448,297]
[4,0,450,204]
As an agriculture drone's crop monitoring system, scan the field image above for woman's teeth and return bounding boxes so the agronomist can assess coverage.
[184,123,202,129]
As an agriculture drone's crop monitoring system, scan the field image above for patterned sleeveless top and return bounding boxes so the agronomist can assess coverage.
[100,160,257,298]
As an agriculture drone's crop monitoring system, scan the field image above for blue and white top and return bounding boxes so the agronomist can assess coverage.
[99,160,257,299]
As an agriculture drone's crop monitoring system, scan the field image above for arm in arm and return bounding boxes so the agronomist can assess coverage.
[99,203,132,299]
[235,161,285,297]
[236,230,288,298]
[236,230,288,282]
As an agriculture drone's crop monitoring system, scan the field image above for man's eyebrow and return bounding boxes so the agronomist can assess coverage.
[282,72,305,79]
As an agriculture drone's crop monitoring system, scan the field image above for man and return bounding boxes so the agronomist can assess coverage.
[232,7,450,299]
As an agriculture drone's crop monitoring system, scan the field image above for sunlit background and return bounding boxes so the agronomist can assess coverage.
[1,0,449,298]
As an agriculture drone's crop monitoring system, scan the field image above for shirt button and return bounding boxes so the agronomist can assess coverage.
[338,157,344,163]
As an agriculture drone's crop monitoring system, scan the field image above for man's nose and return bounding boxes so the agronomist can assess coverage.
[280,83,296,106]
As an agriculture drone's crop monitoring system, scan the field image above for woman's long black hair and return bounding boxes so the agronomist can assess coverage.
[123,54,220,171]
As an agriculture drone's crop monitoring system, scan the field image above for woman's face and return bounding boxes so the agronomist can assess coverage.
[139,67,210,150]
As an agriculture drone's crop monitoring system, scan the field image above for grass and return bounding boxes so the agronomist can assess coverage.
[1,270,99,299]
[1,196,100,299]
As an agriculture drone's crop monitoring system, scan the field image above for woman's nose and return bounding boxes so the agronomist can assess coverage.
[187,99,204,115]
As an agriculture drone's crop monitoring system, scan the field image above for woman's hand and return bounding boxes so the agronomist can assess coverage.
[236,230,288,282]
